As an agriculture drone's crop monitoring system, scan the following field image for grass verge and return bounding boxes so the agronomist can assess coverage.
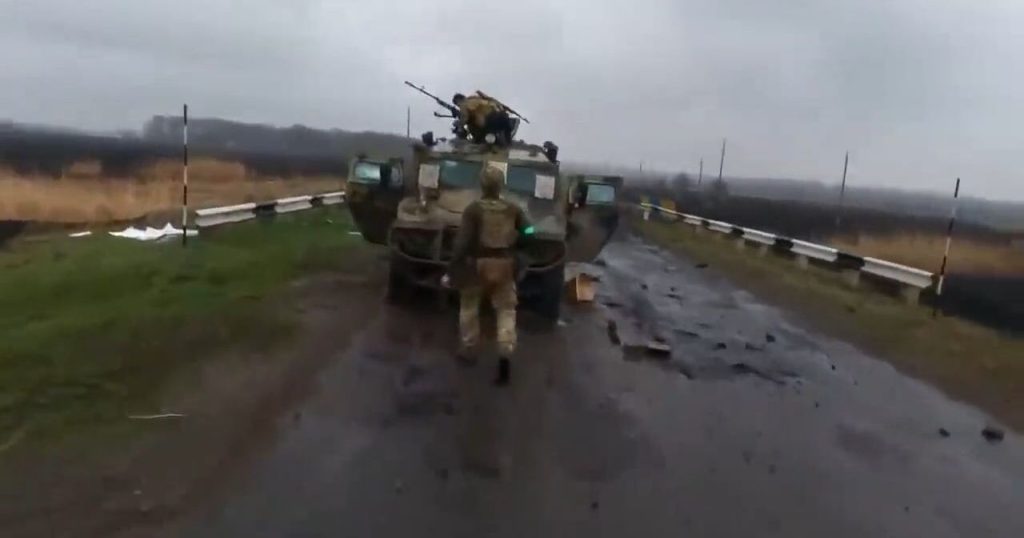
[636,217,1024,432]
[0,209,363,442]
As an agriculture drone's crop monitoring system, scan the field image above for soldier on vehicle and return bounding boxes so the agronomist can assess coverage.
[448,165,531,386]
[452,93,514,146]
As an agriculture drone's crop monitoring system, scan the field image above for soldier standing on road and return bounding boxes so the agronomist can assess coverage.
[452,93,513,145]
[449,166,531,386]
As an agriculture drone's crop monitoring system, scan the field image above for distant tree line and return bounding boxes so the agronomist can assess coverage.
[0,117,414,179]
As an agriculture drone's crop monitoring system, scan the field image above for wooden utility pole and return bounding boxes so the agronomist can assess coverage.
[717,138,727,184]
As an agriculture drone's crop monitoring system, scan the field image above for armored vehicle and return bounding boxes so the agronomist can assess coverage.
[348,136,565,317]
[566,174,624,262]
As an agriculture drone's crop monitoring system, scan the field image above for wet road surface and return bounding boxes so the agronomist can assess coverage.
[168,233,1024,537]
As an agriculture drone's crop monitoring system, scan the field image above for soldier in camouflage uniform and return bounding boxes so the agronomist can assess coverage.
[449,166,531,386]
[452,93,514,146]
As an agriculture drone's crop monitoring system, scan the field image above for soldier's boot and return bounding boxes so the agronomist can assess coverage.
[494,357,511,387]
[493,288,517,388]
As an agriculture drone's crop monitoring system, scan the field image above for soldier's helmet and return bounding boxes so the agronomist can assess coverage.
[481,166,505,197]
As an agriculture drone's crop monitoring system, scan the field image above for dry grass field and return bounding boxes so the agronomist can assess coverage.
[830,233,1024,277]
[0,158,345,223]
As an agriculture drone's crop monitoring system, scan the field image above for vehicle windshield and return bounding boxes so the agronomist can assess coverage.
[351,162,382,184]
[586,183,616,204]
[506,166,537,195]
[508,165,560,201]
[439,160,482,189]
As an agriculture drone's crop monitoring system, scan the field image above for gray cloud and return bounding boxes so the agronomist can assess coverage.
[1,0,1021,199]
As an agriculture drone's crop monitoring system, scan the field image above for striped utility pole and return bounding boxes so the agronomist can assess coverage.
[935,177,961,303]
[181,104,189,246]
[834,151,850,233]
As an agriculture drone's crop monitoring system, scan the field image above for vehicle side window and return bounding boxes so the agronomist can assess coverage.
[586,184,616,204]
[352,162,383,184]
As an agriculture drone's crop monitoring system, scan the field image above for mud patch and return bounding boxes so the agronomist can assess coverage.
[550,390,663,482]
[394,363,458,418]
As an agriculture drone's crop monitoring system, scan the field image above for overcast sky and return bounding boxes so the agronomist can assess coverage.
[2,0,1022,199]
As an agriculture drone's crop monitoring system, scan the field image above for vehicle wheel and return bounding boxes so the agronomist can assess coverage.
[533,263,565,326]
[386,255,412,304]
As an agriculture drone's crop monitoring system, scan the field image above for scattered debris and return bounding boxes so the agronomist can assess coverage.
[601,300,624,309]
[557,319,569,327]
[347,231,362,236]
[645,340,672,359]
[670,286,677,292]
[765,333,777,343]
[666,292,683,300]
[640,283,649,290]
[676,329,700,339]
[68,231,92,238]
[814,402,820,409]
[128,413,186,420]
[607,320,621,345]
[714,342,728,350]
[568,273,598,303]
[831,365,836,371]
[109,223,197,242]
[695,263,709,269]
[677,363,695,379]
[981,426,1005,443]
[744,342,763,351]
[938,428,950,438]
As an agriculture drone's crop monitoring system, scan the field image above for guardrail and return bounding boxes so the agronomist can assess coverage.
[194,191,345,229]
[638,202,936,304]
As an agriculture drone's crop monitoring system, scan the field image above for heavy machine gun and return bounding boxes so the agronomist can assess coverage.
[404,81,467,139]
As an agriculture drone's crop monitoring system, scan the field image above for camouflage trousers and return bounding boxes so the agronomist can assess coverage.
[459,258,518,357]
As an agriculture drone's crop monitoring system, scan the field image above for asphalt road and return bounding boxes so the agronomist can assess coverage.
[168,233,1024,537]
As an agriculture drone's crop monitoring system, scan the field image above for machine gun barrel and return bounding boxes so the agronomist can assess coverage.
[404,81,459,116]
